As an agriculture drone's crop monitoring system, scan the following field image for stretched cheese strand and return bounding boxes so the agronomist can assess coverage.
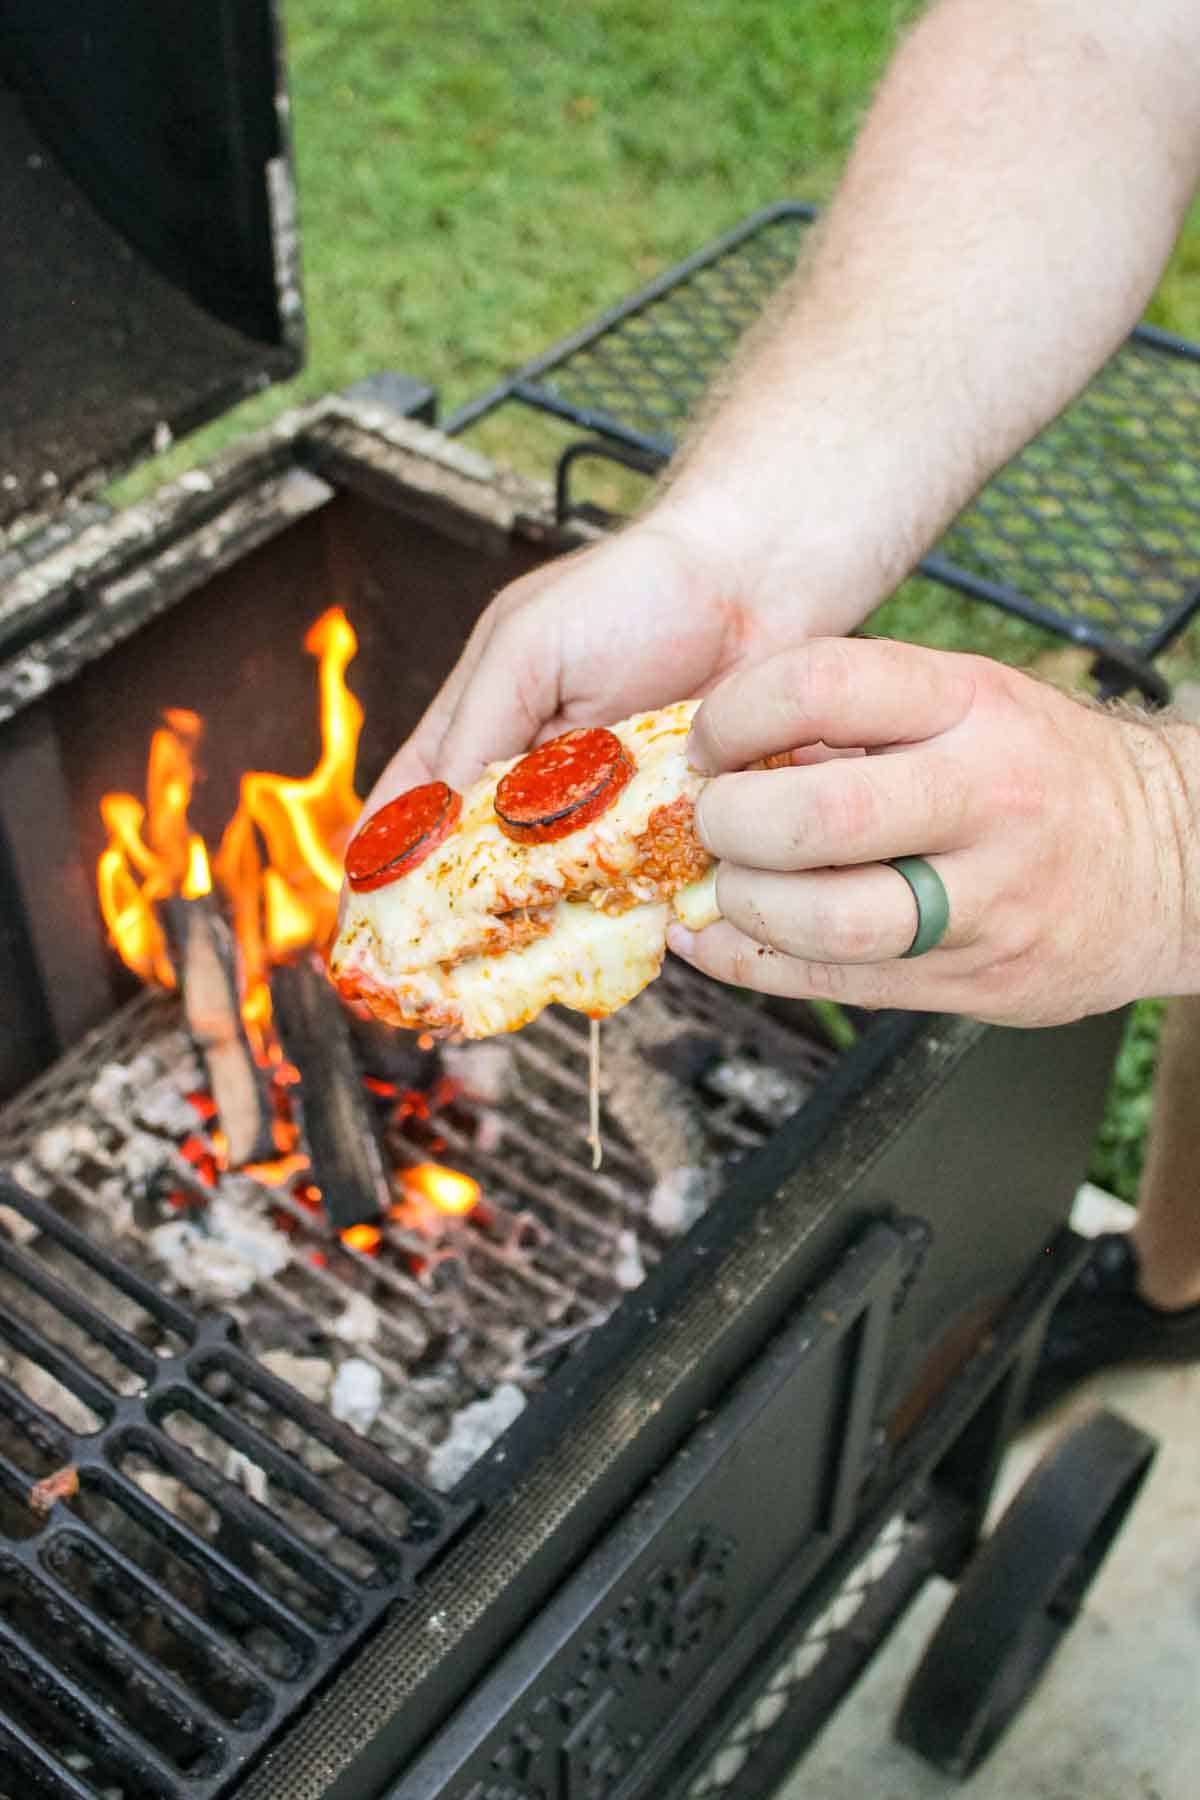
[587,1017,603,1170]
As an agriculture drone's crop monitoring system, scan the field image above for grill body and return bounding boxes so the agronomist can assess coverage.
[0,407,1130,1797]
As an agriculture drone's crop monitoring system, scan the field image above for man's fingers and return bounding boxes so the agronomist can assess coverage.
[715,861,952,963]
[688,637,978,773]
[696,746,971,870]
[667,917,966,1011]
[666,918,906,1007]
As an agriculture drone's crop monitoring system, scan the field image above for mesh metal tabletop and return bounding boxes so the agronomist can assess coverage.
[450,202,1200,697]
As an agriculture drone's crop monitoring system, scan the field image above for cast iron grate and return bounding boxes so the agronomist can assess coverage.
[0,1171,472,1800]
[449,201,1200,698]
[0,974,834,1499]
[0,967,835,1797]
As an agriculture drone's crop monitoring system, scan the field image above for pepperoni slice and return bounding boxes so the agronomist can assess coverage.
[345,782,461,891]
[495,727,633,844]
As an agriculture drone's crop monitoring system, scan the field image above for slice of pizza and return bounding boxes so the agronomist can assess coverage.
[329,701,721,1038]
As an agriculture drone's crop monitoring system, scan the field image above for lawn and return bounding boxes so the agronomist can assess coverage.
[119,0,1200,1198]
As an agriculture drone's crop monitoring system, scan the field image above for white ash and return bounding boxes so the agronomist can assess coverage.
[122,1128,174,1187]
[599,994,706,1178]
[4,1355,98,1435]
[648,1165,720,1237]
[0,1200,40,1245]
[474,1110,505,1155]
[426,1381,527,1492]
[443,1041,512,1105]
[91,1045,203,1140]
[704,1056,810,1126]
[31,1120,103,1172]
[133,1034,200,1083]
[87,1060,136,1117]
[179,467,215,494]
[331,1358,384,1435]
[149,1192,290,1303]
[93,1172,138,1241]
[8,1156,51,1198]
[132,1080,206,1139]
[224,1447,269,1505]
[613,1227,646,1291]
[333,1291,380,1347]
[259,1351,333,1406]
[130,1466,186,1517]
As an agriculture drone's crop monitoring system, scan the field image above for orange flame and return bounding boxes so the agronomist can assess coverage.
[96,609,364,1026]
[95,707,204,987]
[215,608,363,1025]
[183,836,212,900]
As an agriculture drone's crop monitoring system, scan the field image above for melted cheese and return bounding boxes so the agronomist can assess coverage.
[330,701,726,1038]
[353,900,672,1037]
[332,701,702,979]
[672,865,721,931]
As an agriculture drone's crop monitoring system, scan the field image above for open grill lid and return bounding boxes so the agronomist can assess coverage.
[0,0,303,535]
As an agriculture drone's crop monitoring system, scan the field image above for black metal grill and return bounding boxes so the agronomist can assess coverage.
[0,962,837,1797]
[686,1514,933,1798]
[0,973,835,1492]
[0,1172,472,1800]
[449,201,1200,700]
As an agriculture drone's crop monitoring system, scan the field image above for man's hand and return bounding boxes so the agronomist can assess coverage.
[669,637,1191,1026]
[365,514,852,813]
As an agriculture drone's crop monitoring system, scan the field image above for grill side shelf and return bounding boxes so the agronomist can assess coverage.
[452,201,1200,695]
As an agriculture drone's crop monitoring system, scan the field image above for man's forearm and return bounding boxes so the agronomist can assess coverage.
[655,0,1200,637]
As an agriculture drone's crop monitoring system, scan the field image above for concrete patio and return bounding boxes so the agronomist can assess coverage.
[781,1189,1200,1800]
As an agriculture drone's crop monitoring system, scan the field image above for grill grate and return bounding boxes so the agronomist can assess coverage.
[450,201,1200,694]
[0,970,833,1489]
[0,1172,472,1800]
[0,968,835,1796]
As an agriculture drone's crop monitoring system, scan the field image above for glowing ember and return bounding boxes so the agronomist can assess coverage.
[400,1163,480,1217]
[243,1151,312,1189]
[340,1223,383,1255]
[96,608,364,1027]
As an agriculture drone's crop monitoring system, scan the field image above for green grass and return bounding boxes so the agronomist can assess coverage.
[112,0,1200,1199]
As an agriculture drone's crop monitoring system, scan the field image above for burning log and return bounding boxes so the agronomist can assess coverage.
[270,957,391,1231]
[162,894,276,1167]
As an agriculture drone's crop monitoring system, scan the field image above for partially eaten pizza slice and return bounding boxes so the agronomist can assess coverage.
[329,700,722,1037]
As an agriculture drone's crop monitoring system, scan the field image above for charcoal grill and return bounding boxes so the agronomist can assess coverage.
[0,7,1165,1798]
